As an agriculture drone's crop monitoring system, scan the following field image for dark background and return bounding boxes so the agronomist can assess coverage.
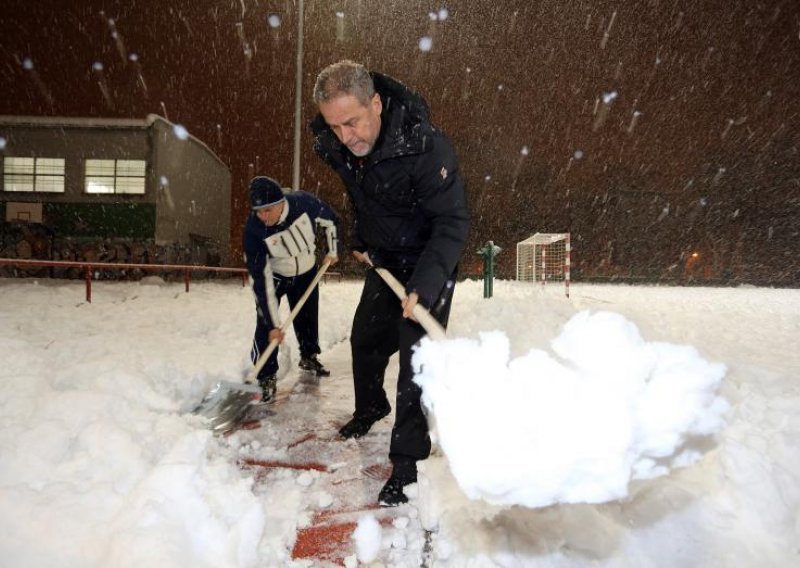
[2,0,798,283]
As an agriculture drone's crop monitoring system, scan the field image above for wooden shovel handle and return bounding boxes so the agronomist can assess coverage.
[246,259,332,382]
[374,267,447,340]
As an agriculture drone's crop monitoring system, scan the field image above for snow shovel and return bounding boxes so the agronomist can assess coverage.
[194,259,333,434]
[374,266,447,459]
[373,267,447,340]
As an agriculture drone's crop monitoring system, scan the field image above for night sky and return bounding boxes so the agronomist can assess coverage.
[2,0,798,283]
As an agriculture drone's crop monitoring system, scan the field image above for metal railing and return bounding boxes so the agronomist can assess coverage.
[0,258,248,302]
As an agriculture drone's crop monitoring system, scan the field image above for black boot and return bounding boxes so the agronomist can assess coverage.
[379,459,417,507]
[338,405,391,439]
[299,354,330,377]
[257,374,277,403]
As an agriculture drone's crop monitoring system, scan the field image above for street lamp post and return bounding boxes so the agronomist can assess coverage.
[292,0,305,191]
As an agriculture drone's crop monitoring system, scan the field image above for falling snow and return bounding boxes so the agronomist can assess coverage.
[602,90,618,104]
[0,1,796,287]
[173,124,189,140]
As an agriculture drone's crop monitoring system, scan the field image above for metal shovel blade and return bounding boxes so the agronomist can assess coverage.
[192,261,333,434]
[193,380,262,435]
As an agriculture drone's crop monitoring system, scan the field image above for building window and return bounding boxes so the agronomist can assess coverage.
[85,159,146,194]
[3,157,65,193]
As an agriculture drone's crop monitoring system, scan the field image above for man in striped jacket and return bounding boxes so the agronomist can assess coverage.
[242,176,341,402]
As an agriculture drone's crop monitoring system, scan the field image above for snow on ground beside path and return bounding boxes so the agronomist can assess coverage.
[0,277,798,567]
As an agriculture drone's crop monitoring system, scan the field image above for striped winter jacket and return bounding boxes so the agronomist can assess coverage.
[243,190,341,328]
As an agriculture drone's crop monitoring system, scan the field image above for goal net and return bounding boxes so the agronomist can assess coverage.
[516,233,571,297]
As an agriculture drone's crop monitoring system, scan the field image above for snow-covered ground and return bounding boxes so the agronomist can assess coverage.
[0,275,797,567]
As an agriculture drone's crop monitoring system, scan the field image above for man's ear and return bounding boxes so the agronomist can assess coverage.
[371,92,382,114]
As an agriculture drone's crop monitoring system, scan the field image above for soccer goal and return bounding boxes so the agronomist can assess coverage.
[516,233,571,297]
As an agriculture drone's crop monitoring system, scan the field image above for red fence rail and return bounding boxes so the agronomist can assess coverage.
[0,258,248,302]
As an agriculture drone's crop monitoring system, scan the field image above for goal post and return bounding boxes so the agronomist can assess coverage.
[516,233,571,297]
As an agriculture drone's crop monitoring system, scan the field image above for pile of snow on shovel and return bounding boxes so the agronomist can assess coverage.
[413,310,729,508]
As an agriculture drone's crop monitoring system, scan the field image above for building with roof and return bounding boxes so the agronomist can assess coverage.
[0,114,232,266]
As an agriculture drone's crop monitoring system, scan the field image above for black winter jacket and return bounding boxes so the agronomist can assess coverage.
[311,72,470,307]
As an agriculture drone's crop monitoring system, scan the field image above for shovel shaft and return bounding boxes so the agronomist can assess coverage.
[247,260,332,382]
[373,267,447,340]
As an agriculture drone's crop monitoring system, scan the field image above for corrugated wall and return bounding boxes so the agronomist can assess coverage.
[1,0,798,283]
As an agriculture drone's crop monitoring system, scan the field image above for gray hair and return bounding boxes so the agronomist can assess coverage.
[312,60,375,106]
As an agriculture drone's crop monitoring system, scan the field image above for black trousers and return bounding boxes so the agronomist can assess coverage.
[252,267,321,379]
[350,268,455,463]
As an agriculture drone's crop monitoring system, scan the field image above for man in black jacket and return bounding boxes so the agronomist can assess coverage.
[311,60,469,506]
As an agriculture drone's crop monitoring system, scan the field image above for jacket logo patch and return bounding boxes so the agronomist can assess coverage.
[440,167,448,180]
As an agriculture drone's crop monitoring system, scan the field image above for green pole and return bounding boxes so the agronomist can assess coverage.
[478,240,501,299]
[484,241,494,298]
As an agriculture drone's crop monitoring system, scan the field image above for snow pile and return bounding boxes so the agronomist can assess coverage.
[413,309,729,508]
[351,514,382,564]
[0,281,268,567]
